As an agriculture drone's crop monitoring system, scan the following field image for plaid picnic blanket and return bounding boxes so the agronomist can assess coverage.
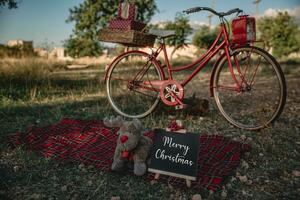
[7,119,251,191]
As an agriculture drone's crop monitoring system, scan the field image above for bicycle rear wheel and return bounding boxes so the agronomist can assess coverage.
[106,51,163,118]
[213,46,286,130]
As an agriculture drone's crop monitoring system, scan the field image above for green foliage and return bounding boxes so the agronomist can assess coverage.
[65,0,157,58]
[64,36,103,58]
[0,0,17,9]
[164,13,193,58]
[258,12,300,58]
[192,25,219,49]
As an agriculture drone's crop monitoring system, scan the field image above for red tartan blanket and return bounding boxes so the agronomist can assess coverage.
[7,119,251,191]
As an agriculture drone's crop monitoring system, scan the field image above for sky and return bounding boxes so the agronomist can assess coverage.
[0,0,299,47]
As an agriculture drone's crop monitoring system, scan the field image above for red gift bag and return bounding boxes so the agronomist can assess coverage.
[117,1,137,20]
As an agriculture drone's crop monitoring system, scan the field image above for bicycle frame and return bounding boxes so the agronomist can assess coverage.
[104,22,245,100]
[147,23,242,92]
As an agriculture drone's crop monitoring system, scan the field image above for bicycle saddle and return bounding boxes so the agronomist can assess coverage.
[149,29,176,38]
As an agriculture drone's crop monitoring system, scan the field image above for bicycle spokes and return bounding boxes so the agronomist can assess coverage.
[230,49,264,93]
[214,47,286,130]
[107,52,162,118]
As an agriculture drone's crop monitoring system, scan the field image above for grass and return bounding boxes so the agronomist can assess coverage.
[0,57,300,200]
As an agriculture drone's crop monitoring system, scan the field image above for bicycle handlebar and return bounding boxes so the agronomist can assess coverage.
[183,7,243,17]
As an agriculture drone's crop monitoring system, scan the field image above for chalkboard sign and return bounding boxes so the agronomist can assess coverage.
[148,129,200,181]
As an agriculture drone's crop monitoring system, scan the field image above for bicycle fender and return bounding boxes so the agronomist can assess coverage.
[209,44,253,97]
[104,50,165,83]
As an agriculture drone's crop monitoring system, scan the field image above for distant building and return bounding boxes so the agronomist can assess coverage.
[34,48,48,58]
[49,47,73,61]
[7,40,33,50]
[49,47,66,58]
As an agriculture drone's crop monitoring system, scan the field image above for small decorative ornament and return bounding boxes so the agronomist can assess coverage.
[166,120,186,133]
[167,120,185,132]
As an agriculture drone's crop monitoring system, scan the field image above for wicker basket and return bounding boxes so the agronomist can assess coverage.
[98,28,156,47]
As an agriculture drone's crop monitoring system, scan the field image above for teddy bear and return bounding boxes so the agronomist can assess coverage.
[104,116,153,176]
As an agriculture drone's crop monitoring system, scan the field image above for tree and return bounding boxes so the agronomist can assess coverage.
[192,25,219,49]
[65,0,157,58]
[164,13,192,59]
[0,0,17,9]
[258,12,300,58]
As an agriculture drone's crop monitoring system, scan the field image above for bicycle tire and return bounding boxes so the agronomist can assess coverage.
[106,51,163,118]
[213,46,287,130]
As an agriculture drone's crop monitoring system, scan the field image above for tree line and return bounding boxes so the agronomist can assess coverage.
[64,0,299,59]
[0,0,17,9]
[1,0,299,58]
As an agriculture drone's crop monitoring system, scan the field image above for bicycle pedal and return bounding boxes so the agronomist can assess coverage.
[175,104,188,110]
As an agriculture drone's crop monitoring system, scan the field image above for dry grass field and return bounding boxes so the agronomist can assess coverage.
[0,57,299,200]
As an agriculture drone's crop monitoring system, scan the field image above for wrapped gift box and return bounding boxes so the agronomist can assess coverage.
[108,19,146,31]
[99,29,156,47]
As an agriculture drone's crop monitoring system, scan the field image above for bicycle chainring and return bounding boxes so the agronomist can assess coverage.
[160,80,184,106]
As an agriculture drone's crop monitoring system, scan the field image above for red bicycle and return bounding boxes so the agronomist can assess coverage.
[105,7,287,130]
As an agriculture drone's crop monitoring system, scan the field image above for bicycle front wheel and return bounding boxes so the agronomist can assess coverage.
[106,51,163,118]
[213,46,286,130]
